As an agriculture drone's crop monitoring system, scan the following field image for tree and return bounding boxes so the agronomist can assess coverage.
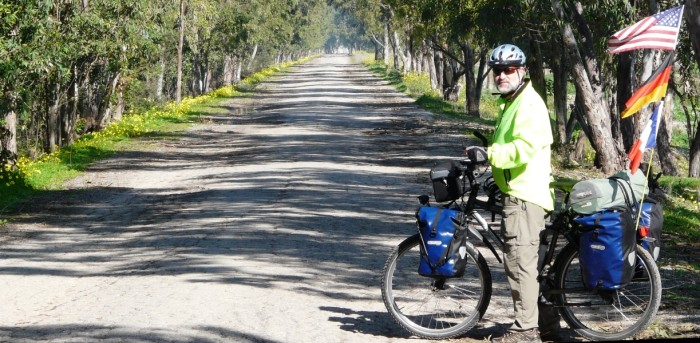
[679,0,700,176]
[551,0,625,174]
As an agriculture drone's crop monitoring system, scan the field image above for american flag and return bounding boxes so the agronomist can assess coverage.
[608,5,684,54]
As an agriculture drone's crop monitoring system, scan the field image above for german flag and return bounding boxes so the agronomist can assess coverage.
[621,52,674,119]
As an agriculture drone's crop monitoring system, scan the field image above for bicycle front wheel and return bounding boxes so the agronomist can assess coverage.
[381,234,492,339]
[553,243,662,341]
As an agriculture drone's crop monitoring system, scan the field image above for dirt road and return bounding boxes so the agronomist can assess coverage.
[0,55,489,342]
[1,55,697,343]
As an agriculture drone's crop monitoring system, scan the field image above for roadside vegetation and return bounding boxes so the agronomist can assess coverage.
[0,58,312,216]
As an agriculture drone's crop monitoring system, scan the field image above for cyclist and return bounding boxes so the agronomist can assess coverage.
[466,43,558,343]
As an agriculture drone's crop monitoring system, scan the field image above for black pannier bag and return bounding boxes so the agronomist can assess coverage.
[430,161,463,202]
[575,206,637,290]
[638,199,663,261]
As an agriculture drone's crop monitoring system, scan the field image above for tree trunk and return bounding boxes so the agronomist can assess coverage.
[426,43,437,90]
[112,79,125,122]
[383,22,390,66]
[95,72,121,129]
[391,30,407,72]
[617,52,634,149]
[203,57,211,94]
[407,35,414,72]
[551,36,569,146]
[527,37,547,102]
[434,47,443,93]
[235,60,242,84]
[156,56,165,101]
[247,44,258,70]
[552,0,624,173]
[45,81,60,153]
[62,66,79,146]
[1,108,17,164]
[460,44,479,116]
[223,54,235,86]
[176,0,186,104]
[686,0,700,73]
[415,44,423,73]
[656,94,679,175]
[475,49,488,102]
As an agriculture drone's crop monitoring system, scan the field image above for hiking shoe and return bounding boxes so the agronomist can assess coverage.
[539,329,562,342]
[491,328,542,343]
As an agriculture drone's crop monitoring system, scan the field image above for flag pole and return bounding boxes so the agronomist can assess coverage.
[634,149,655,231]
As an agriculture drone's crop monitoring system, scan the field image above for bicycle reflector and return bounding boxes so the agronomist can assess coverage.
[638,226,650,238]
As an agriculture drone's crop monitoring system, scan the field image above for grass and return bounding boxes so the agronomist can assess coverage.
[363,57,498,126]
[0,56,315,215]
[360,53,700,252]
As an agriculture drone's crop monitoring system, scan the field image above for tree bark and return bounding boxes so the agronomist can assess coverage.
[391,30,407,72]
[223,54,235,86]
[551,36,569,147]
[156,56,165,101]
[460,43,479,116]
[45,81,60,153]
[434,47,443,93]
[176,0,186,104]
[62,65,79,146]
[684,0,700,176]
[552,0,624,173]
[656,94,679,175]
[425,43,437,90]
[383,22,390,66]
[247,44,258,70]
[617,52,635,150]
[527,37,547,102]
[1,107,17,164]
[687,0,700,72]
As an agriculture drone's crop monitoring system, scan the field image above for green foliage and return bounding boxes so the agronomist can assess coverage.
[363,56,496,125]
[0,56,309,214]
[644,177,700,243]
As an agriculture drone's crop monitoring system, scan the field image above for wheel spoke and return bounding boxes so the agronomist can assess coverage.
[554,244,662,341]
[381,235,492,339]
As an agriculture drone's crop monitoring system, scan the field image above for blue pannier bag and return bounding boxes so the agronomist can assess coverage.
[575,206,636,290]
[638,200,663,261]
[416,206,468,278]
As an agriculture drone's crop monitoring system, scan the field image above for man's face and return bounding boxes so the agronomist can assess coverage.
[493,66,525,94]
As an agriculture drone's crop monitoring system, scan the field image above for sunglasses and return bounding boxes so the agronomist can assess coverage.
[493,66,519,76]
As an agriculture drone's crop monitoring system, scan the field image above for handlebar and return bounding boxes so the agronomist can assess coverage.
[473,130,489,147]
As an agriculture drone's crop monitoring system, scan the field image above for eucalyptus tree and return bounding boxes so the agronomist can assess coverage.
[678,0,700,176]
[549,0,631,173]
[0,1,54,161]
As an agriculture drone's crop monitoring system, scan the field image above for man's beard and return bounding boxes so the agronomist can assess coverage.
[496,81,519,95]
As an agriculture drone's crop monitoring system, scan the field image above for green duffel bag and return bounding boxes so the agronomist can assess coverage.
[568,169,648,214]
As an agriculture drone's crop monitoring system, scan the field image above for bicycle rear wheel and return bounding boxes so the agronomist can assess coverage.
[553,243,662,341]
[381,234,492,339]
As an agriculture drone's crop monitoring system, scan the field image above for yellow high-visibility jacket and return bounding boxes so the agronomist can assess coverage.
[487,81,554,211]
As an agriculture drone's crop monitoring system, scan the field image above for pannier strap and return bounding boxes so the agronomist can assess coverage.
[429,208,444,238]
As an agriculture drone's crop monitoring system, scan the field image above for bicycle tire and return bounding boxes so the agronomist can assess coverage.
[381,233,492,339]
[553,243,662,341]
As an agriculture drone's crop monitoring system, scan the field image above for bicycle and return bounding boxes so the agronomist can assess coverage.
[380,137,662,341]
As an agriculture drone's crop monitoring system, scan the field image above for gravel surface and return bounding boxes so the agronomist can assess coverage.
[1,55,698,343]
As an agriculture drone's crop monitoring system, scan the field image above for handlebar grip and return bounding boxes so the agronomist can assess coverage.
[473,131,488,147]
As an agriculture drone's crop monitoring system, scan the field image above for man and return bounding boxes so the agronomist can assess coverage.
[470,43,555,343]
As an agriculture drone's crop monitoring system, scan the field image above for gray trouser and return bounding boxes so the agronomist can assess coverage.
[501,195,545,330]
